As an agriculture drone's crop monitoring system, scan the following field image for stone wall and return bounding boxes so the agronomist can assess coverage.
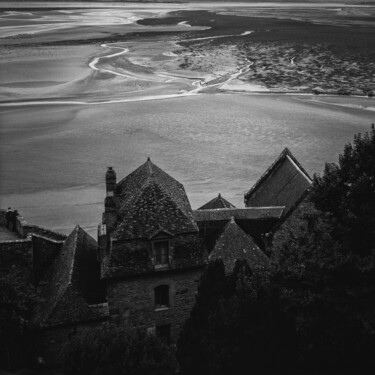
[0,238,33,274]
[105,233,206,278]
[107,267,204,341]
[0,207,66,241]
[22,225,66,241]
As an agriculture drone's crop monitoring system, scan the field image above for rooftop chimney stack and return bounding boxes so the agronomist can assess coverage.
[104,167,117,231]
[106,167,116,197]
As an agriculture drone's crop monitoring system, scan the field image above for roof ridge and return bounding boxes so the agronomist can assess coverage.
[244,148,311,200]
[196,206,285,213]
[68,225,80,283]
[197,193,236,210]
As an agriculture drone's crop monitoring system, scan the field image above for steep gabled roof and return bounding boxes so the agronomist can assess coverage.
[198,193,236,210]
[244,148,312,216]
[209,218,269,274]
[113,158,197,240]
[33,226,106,328]
[116,158,193,218]
[194,207,284,222]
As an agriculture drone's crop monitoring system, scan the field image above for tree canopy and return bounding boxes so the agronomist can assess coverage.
[311,123,375,255]
[177,124,375,375]
[64,326,175,375]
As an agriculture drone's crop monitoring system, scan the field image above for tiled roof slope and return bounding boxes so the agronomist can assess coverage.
[209,218,269,274]
[198,193,236,210]
[33,226,106,328]
[114,159,198,240]
[244,148,312,216]
[194,207,284,222]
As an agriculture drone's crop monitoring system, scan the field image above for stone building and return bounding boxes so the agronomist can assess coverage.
[98,158,207,343]
[0,147,312,368]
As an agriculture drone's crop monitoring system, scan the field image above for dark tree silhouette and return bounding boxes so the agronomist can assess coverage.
[176,259,226,375]
[311,124,375,255]
[64,327,175,375]
[177,259,297,375]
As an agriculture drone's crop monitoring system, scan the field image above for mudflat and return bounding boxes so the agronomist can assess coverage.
[0,2,374,236]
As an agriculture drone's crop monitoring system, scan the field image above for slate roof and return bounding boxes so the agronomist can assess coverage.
[194,207,284,222]
[33,225,106,328]
[113,158,198,240]
[209,218,269,274]
[198,193,236,210]
[244,148,312,216]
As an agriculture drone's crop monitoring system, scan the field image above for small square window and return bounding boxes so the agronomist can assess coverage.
[153,240,169,265]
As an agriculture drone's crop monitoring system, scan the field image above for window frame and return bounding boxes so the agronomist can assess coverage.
[152,239,170,268]
[154,284,170,310]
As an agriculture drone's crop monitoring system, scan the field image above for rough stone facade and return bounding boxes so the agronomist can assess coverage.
[100,159,207,344]
[0,238,33,274]
[103,233,204,278]
[107,267,203,340]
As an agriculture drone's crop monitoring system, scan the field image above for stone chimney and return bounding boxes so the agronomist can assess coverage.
[106,167,116,197]
[97,223,108,261]
[103,167,117,231]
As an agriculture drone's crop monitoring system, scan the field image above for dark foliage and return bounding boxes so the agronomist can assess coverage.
[63,327,175,375]
[311,124,375,255]
[0,267,36,370]
[273,124,375,374]
[176,259,226,375]
[273,204,375,375]
[177,259,297,375]
[178,125,375,375]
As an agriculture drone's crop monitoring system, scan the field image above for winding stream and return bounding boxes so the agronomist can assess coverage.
[86,30,256,100]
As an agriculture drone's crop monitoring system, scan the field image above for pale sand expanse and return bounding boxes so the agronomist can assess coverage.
[1,3,375,103]
[1,2,374,237]
[1,94,374,237]
[0,45,102,101]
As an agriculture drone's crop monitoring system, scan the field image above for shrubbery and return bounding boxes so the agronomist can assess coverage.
[64,327,175,375]
[177,125,375,375]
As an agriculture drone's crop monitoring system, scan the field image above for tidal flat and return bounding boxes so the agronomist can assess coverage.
[0,2,374,236]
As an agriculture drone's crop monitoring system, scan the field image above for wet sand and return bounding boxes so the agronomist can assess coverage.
[0,2,374,237]
[1,94,374,237]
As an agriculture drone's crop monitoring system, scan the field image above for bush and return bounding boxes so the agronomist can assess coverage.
[63,326,175,375]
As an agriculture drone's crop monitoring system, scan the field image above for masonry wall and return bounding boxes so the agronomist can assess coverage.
[107,267,204,341]
[0,239,33,274]
[106,233,205,278]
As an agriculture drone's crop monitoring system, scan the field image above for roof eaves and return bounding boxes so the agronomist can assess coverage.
[149,228,175,239]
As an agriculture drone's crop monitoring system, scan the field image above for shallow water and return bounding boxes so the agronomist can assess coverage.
[1,94,373,237]
[1,2,374,238]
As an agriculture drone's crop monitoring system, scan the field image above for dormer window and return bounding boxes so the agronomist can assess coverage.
[153,240,170,265]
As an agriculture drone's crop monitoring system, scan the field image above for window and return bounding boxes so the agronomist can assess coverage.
[154,285,169,309]
[156,324,171,345]
[153,240,169,265]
